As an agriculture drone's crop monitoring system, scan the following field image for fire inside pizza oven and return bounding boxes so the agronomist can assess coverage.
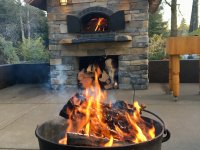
[81,13,109,33]
[67,8,125,34]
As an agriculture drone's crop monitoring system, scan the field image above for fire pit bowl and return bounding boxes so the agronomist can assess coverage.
[35,110,170,150]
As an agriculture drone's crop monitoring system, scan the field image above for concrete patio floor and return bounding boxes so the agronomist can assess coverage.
[0,83,199,150]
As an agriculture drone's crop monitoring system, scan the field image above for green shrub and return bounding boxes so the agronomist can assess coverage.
[18,38,49,63]
[189,28,200,36]
[0,35,19,64]
[149,34,167,60]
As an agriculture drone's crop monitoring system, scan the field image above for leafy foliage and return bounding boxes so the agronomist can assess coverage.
[149,34,167,60]
[149,6,168,60]
[0,35,19,64]
[18,38,49,63]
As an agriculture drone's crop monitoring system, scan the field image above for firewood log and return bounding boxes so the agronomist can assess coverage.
[78,70,94,89]
[87,65,93,73]
[105,58,116,84]
[67,133,130,147]
[104,84,113,90]
[59,94,134,134]
[86,65,102,74]
[99,71,109,82]
[78,69,85,81]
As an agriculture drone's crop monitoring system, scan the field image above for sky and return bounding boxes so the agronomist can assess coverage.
[162,0,197,26]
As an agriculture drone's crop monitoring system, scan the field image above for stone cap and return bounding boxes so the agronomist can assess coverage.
[24,0,162,13]
[59,34,132,44]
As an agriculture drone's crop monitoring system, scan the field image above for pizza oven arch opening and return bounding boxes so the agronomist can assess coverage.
[67,7,125,34]
[81,13,109,33]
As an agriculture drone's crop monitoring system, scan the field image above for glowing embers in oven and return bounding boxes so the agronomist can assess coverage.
[82,15,109,33]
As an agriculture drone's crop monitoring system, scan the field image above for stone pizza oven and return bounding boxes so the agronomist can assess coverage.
[25,0,161,90]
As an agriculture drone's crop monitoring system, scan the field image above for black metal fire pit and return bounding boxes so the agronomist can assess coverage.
[35,110,170,150]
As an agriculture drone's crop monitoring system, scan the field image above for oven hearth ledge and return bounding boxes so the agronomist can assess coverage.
[59,34,132,44]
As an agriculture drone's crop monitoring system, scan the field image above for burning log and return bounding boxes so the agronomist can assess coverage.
[59,94,155,143]
[59,67,156,147]
[59,94,134,120]
[59,94,140,141]
[67,133,130,147]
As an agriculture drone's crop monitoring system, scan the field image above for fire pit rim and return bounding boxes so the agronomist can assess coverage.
[35,110,170,149]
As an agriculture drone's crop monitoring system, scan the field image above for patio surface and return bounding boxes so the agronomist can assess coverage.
[0,83,199,150]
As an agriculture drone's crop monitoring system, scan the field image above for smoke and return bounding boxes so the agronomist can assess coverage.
[50,65,67,91]
[107,92,117,103]
[56,65,67,85]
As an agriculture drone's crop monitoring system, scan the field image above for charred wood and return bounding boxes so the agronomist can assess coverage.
[67,133,130,147]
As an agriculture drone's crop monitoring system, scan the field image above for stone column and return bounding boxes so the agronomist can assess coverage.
[50,57,79,90]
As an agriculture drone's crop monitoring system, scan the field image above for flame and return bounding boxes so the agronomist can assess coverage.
[59,66,156,147]
[149,126,156,139]
[85,123,90,135]
[59,136,67,145]
[95,18,105,32]
[59,108,73,145]
[126,113,147,143]
[105,136,114,147]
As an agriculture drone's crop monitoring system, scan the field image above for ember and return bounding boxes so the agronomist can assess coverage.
[59,67,156,147]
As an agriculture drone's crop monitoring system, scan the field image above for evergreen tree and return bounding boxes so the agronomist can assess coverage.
[178,18,189,36]
[149,7,168,37]
[189,0,199,32]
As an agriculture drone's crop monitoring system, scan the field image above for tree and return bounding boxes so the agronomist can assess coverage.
[0,0,21,44]
[178,18,189,36]
[149,34,167,60]
[164,0,178,37]
[23,4,48,45]
[189,0,199,32]
[149,7,168,37]
[0,0,48,45]
[17,0,25,42]
[0,35,19,64]
[18,37,49,63]
[0,0,49,64]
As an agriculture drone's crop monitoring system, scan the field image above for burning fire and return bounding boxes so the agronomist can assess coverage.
[95,18,105,32]
[59,67,156,147]
[105,136,114,147]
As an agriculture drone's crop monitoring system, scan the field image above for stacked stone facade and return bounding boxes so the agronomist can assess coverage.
[48,0,149,90]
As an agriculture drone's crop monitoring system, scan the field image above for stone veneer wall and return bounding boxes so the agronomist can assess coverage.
[48,0,149,90]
